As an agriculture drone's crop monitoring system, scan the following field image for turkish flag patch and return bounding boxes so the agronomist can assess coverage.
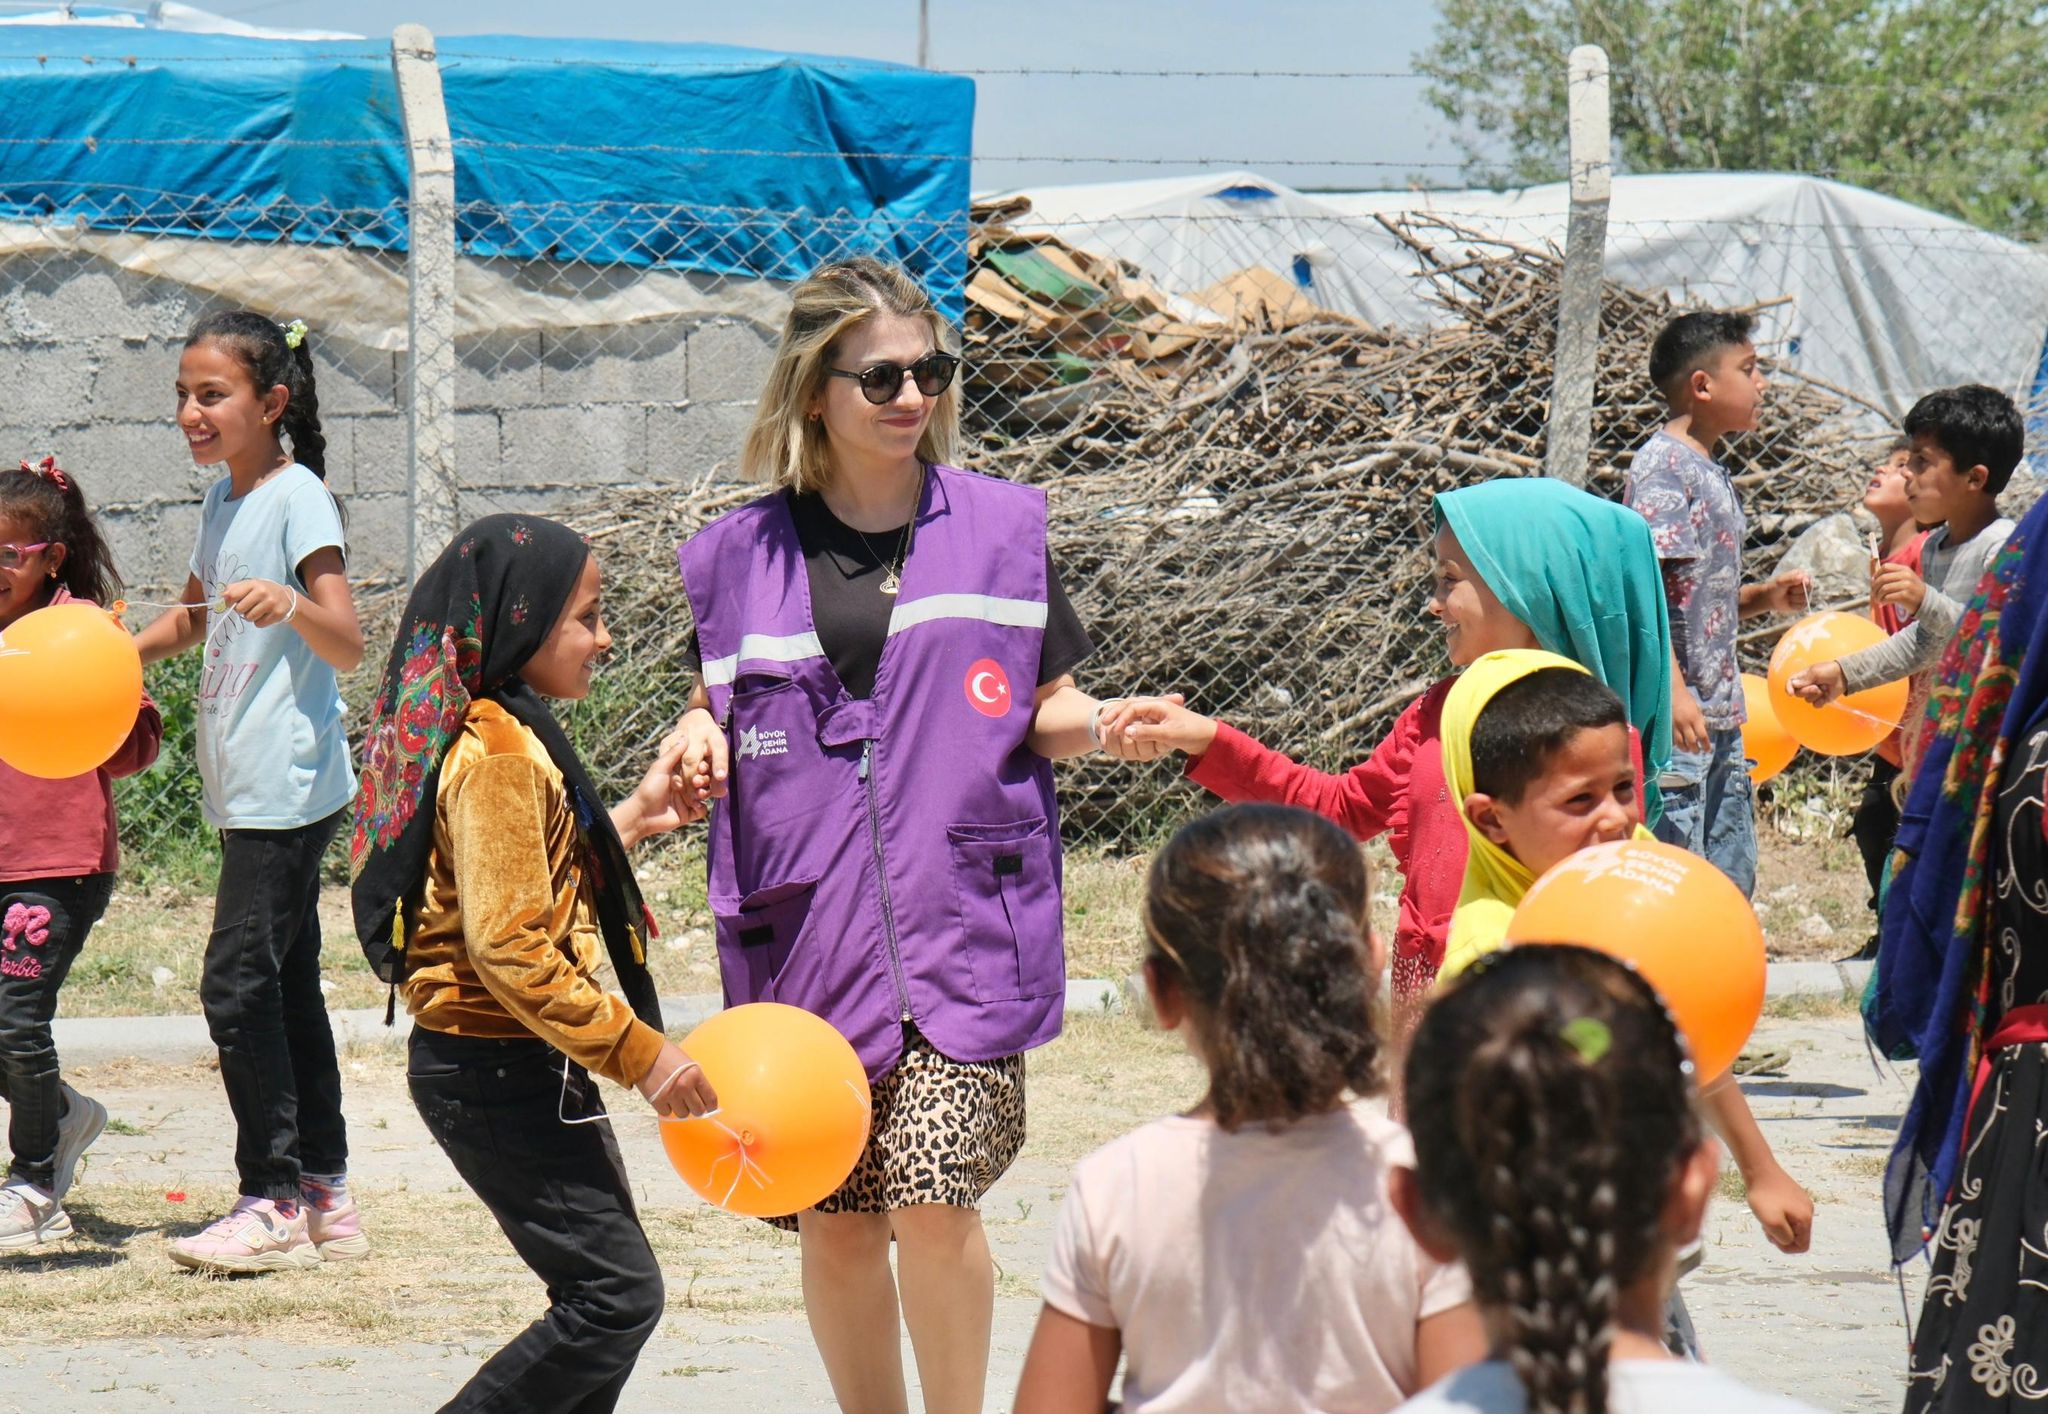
[964,658,1013,718]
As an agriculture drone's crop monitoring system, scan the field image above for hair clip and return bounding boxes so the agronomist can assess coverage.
[1558,1017,1613,1065]
[281,318,309,350]
[18,456,68,493]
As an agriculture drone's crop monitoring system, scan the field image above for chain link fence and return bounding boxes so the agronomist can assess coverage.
[4,42,2046,877]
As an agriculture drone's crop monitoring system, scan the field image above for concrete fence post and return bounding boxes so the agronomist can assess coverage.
[1543,43,1612,487]
[391,24,459,579]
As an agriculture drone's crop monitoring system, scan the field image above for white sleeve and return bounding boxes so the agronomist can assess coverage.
[1040,1168,1118,1329]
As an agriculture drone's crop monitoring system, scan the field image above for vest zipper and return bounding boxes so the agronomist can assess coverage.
[859,740,915,1024]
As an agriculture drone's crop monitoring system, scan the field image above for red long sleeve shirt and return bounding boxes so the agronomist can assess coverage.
[1186,679,1462,997]
[1183,675,1645,999]
[0,588,164,882]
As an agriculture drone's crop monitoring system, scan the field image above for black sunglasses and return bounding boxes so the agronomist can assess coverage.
[826,351,960,405]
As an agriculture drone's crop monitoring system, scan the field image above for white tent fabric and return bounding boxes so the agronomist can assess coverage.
[988,169,2048,423]
[0,4,361,39]
[1327,173,2048,421]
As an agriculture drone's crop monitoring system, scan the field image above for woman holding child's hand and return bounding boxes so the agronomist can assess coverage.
[675,257,1124,1413]
[1093,477,1677,1011]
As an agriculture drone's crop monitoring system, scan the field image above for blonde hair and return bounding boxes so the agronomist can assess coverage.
[742,255,961,493]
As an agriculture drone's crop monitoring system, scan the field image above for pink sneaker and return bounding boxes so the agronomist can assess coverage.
[305,1197,371,1261]
[168,1197,320,1274]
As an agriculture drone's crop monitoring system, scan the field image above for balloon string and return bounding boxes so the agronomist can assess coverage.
[123,598,217,611]
[1822,702,1903,728]
[698,1116,774,1208]
[560,1054,715,1127]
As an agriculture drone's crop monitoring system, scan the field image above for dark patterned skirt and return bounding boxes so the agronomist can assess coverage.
[766,1028,1026,1230]
[1905,1041,2048,1410]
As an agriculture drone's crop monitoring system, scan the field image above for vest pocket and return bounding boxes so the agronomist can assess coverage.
[947,818,1061,1003]
[713,876,818,1004]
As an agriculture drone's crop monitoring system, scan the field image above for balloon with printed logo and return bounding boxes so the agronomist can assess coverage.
[1766,611,1908,756]
[0,602,144,779]
[1740,673,1799,785]
[659,1002,872,1217]
[1504,836,1765,1085]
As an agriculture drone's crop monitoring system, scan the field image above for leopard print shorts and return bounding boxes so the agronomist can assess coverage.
[767,1029,1026,1228]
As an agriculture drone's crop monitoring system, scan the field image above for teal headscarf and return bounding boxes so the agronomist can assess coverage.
[1435,476,1675,824]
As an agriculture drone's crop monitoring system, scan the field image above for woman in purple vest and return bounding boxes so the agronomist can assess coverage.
[675,256,1130,1412]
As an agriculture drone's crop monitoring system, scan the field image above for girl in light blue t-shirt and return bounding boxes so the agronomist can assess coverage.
[133,312,368,1276]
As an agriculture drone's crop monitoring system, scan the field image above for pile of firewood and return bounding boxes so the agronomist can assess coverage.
[586,214,1882,848]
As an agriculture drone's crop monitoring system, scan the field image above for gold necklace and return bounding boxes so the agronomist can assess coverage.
[852,466,924,597]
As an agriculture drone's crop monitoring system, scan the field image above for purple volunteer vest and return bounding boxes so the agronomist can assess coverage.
[677,464,1065,1079]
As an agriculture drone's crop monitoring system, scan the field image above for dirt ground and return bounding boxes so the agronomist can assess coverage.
[64,819,1868,1021]
[0,1004,1915,1412]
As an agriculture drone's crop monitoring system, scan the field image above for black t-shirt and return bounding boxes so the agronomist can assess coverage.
[687,491,1093,701]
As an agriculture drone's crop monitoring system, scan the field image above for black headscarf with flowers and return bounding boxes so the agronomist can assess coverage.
[348,514,660,1029]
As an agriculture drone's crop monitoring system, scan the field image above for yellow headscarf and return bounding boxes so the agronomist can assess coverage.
[1439,649,1653,980]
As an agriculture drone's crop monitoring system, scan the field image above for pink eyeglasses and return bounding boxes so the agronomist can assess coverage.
[0,542,51,570]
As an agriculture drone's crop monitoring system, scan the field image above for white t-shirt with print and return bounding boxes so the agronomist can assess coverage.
[1041,1100,1472,1413]
[189,463,354,829]
[1396,1358,1822,1413]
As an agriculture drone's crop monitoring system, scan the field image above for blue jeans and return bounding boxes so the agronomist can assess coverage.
[1653,726,1758,899]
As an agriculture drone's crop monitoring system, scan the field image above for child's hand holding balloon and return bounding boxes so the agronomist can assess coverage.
[1786,660,1846,706]
[218,577,299,627]
[638,1041,717,1118]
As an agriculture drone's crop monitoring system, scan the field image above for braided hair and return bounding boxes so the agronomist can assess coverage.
[1403,946,1701,1414]
[0,459,121,607]
[1143,804,1382,1129]
[185,311,328,478]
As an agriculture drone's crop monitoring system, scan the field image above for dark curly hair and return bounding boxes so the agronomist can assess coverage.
[1403,945,1702,1414]
[1143,804,1382,1128]
[185,311,328,479]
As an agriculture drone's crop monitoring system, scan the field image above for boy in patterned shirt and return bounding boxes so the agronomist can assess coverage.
[1625,312,1810,899]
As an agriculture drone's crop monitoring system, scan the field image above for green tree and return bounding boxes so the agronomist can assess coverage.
[1419,1,2048,237]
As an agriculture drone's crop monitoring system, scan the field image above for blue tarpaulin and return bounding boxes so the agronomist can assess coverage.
[0,29,974,312]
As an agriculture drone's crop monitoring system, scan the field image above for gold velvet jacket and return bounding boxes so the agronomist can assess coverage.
[398,700,663,1089]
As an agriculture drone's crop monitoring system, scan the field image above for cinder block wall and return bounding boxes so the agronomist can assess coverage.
[1,255,775,595]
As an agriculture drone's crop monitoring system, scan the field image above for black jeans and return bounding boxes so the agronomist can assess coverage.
[201,810,348,1201]
[409,1028,663,1414]
[0,872,113,1191]
[1850,757,1904,920]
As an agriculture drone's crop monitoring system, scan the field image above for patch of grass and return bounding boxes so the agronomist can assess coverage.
[0,1173,812,1343]
[1023,1012,1205,1167]
[1753,821,1874,961]
[1061,852,1148,982]
[69,844,1162,1018]
[1763,989,1862,1020]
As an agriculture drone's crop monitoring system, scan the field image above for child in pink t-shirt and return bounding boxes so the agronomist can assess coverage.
[1014,805,1483,1414]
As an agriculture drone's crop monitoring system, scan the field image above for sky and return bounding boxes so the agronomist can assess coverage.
[196,0,1466,193]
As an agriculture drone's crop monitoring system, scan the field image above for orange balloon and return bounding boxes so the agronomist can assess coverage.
[659,1003,872,1218]
[1740,672,1798,785]
[0,602,144,779]
[1504,837,1765,1085]
[1766,611,1908,756]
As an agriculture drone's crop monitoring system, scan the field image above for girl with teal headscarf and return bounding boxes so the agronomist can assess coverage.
[1099,475,1675,1002]
[1436,475,1675,819]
